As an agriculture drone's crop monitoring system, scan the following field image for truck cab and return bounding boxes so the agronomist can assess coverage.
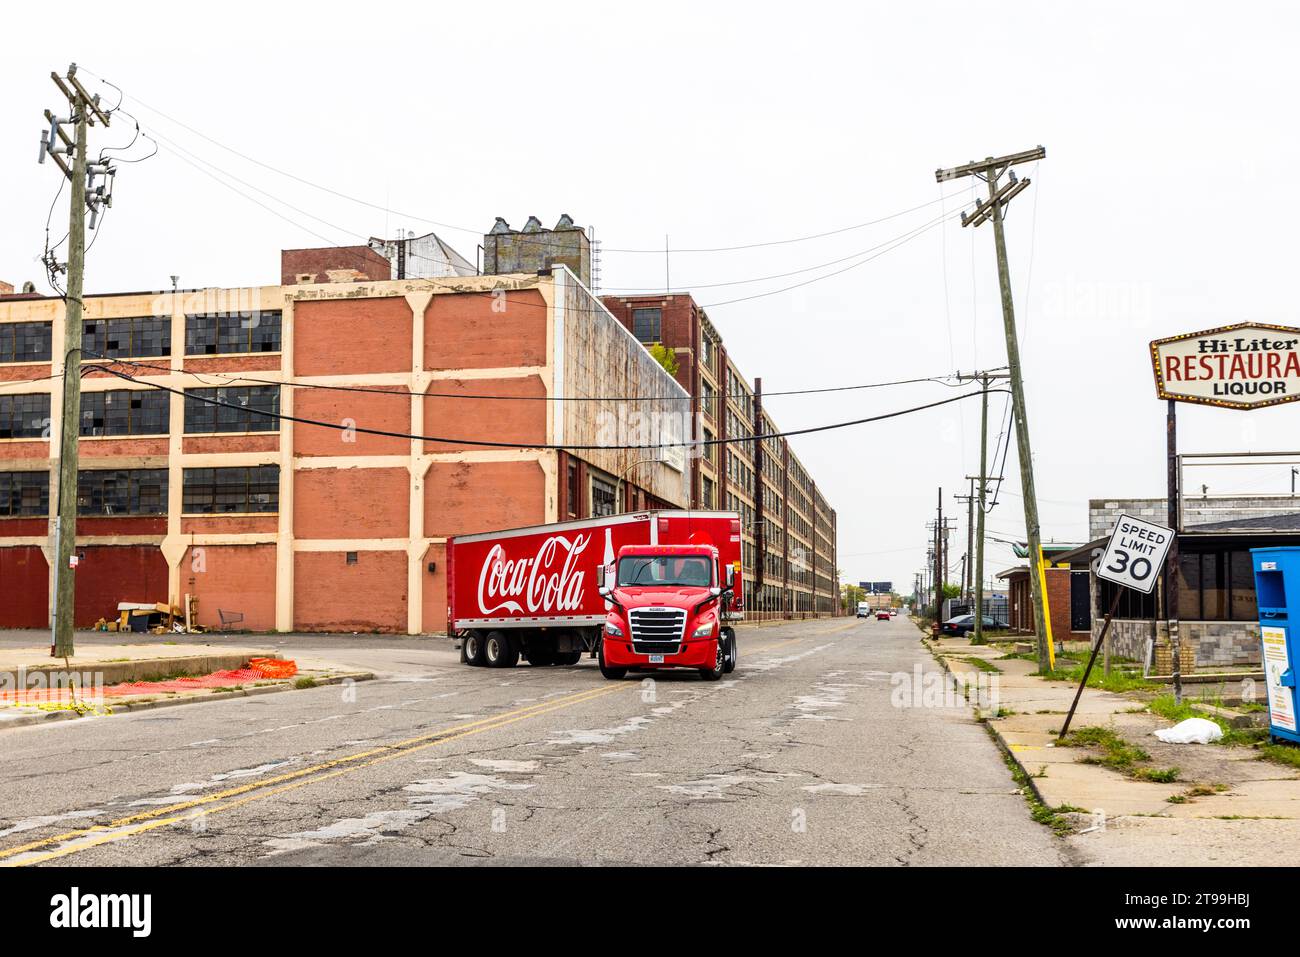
[597,544,738,681]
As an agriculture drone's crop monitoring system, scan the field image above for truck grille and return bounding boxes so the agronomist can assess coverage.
[629,607,687,646]
[631,641,682,656]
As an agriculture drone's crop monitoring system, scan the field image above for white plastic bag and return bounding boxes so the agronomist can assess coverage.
[1152,717,1223,744]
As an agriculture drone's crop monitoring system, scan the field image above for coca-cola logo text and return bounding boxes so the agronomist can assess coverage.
[477,534,591,615]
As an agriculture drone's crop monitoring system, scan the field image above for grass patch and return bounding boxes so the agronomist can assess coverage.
[1132,766,1180,783]
[137,669,201,683]
[1260,742,1300,768]
[1148,694,1199,723]
[1063,726,1150,770]
[1036,664,1156,694]
[293,676,318,690]
[964,657,1002,674]
[1061,725,1177,782]
[1185,783,1230,797]
[1166,794,1189,804]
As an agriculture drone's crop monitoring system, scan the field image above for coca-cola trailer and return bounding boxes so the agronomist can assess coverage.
[447,510,744,668]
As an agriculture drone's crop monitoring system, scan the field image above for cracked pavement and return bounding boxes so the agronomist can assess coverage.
[0,617,1069,866]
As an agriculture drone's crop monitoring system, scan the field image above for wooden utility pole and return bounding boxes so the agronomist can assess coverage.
[42,65,111,658]
[937,147,1050,670]
[956,368,1008,643]
[955,479,975,601]
[933,488,943,634]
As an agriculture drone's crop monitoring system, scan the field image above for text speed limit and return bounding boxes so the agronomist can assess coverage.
[1096,514,1174,595]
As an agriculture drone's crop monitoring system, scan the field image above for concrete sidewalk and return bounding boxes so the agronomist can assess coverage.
[926,632,1300,865]
[0,640,374,730]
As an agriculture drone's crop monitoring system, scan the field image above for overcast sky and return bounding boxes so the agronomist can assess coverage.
[4,1,1299,594]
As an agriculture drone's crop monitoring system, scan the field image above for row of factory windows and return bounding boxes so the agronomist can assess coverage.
[0,313,283,364]
[564,462,665,521]
[0,466,280,517]
[0,386,280,439]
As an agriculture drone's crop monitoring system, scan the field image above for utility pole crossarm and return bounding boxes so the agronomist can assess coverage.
[935,146,1045,182]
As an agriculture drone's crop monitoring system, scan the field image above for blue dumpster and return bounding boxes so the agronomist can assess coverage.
[1251,547,1300,744]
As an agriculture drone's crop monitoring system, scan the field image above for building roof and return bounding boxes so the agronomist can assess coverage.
[1188,512,1300,533]
[1047,537,1108,567]
[1006,542,1084,559]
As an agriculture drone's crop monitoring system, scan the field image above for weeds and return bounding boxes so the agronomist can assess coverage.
[1060,725,1179,783]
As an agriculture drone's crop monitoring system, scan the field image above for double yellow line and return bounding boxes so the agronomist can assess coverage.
[1,683,625,867]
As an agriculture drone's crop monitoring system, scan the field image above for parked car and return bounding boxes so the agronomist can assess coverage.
[876,609,892,621]
[939,614,1008,637]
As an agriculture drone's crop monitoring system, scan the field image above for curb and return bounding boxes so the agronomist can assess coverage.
[0,671,375,731]
[921,635,1053,807]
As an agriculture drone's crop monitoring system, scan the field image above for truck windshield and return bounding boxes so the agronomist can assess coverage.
[617,556,713,588]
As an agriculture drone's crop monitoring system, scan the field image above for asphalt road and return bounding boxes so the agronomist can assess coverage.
[0,616,1070,866]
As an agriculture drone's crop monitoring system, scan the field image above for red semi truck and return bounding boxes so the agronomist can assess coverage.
[447,510,743,680]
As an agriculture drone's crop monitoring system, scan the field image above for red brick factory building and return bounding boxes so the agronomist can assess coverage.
[0,217,838,633]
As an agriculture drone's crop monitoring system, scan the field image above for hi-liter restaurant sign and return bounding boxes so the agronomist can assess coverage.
[1151,322,1300,409]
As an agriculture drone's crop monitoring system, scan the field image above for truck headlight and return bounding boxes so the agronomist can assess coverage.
[692,621,716,638]
[605,623,623,637]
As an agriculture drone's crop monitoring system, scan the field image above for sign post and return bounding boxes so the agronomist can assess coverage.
[1058,514,1174,740]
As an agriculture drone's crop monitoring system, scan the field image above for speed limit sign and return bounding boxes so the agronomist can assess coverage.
[1097,514,1174,595]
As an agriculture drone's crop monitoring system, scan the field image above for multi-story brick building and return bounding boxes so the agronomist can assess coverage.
[601,293,839,619]
[0,218,692,633]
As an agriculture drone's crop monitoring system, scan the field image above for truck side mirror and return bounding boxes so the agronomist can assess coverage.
[598,563,615,598]
[725,565,735,589]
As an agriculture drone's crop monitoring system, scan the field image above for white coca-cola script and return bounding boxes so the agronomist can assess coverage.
[476,533,591,615]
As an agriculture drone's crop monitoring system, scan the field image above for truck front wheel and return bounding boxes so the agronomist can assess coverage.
[722,629,738,674]
[484,631,519,668]
[698,639,726,682]
[598,641,627,680]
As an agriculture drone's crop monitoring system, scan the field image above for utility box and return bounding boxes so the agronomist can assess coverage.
[1251,547,1300,744]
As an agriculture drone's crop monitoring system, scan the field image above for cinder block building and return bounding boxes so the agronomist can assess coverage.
[0,218,693,633]
[601,292,839,619]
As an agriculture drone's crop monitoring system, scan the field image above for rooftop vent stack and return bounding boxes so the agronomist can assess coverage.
[481,213,591,287]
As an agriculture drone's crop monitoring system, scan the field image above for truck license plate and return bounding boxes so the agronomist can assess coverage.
[648,654,665,664]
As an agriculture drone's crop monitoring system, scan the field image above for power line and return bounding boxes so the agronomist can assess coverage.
[87,356,965,404]
[85,69,971,257]
[70,77,959,316]
[86,361,1007,452]
[699,212,959,308]
[600,209,957,293]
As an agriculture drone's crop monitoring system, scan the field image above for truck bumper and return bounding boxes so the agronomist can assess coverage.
[603,637,719,669]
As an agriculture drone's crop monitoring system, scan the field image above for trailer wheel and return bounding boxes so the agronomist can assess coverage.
[463,632,486,667]
[722,629,738,674]
[554,651,582,666]
[598,641,627,680]
[484,631,519,668]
